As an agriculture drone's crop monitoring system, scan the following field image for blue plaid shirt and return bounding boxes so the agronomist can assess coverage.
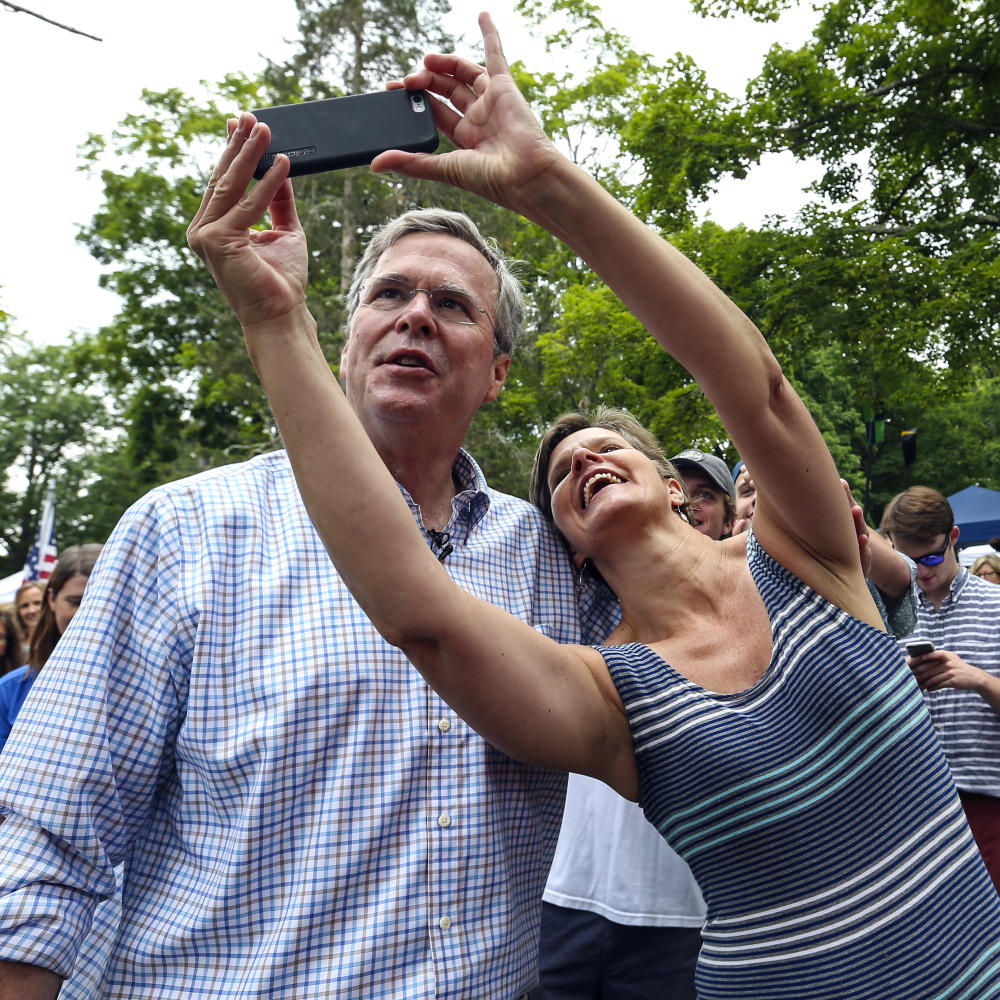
[0,450,615,999]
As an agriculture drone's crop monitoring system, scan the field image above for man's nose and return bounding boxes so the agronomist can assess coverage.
[395,289,437,334]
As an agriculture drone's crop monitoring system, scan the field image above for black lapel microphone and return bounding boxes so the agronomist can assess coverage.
[427,529,454,562]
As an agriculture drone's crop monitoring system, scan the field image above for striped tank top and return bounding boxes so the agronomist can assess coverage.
[601,531,1000,999]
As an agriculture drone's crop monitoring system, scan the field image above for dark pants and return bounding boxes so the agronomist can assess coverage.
[530,902,701,1000]
[960,791,1000,895]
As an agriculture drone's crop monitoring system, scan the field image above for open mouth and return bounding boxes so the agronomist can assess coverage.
[385,350,436,373]
[582,472,624,509]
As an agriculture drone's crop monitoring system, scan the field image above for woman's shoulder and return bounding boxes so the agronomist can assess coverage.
[747,525,886,632]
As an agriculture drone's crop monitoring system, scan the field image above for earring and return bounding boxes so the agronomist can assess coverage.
[576,559,589,591]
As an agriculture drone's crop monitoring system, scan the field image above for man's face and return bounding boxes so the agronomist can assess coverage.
[340,233,510,438]
[679,471,733,541]
[49,574,88,636]
[891,526,961,602]
[734,466,756,523]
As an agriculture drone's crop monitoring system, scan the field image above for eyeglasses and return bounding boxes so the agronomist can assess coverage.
[912,532,953,567]
[975,567,999,580]
[360,278,495,330]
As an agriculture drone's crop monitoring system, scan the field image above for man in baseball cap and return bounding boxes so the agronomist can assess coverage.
[669,448,736,541]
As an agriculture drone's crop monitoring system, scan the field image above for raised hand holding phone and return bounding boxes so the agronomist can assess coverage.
[372,13,567,218]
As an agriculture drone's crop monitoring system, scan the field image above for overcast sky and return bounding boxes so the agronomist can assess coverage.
[1,0,820,346]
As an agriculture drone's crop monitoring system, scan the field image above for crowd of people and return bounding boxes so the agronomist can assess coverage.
[0,546,104,754]
[0,12,997,999]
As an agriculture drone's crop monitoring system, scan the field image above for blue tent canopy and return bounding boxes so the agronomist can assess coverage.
[948,485,1000,547]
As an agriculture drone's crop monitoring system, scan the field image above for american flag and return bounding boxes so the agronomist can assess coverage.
[23,486,57,584]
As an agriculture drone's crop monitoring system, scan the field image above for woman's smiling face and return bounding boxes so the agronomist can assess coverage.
[16,585,43,630]
[546,428,679,559]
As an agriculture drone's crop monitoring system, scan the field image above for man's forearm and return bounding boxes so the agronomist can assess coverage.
[975,670,1000,717]
[0,961,61,1000]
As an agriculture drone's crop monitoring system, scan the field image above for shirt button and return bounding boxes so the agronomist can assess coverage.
[437,718,451,733]
[439,916,452,931]
[438,813,452,828]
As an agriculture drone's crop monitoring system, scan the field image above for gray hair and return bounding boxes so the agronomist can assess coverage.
[345,208,524,357]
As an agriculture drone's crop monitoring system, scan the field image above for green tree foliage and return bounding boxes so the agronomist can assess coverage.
[75,76,284,501]
[5,0,996,539]
[608,0,1000,511]
[270,0,454,96]
[0,337,115,575]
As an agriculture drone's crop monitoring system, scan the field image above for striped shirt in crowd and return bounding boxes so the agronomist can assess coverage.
[903,565,1000,797]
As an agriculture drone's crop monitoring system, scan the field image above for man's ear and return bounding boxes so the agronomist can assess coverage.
[951,524,961,546]
[481,354,512,405]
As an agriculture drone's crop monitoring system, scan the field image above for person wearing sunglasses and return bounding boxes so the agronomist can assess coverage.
[882,485,1000,893]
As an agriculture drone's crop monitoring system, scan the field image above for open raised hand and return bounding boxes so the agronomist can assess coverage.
[187,115,309,332]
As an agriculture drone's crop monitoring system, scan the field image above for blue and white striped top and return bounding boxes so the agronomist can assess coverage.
[602,530,1000,999]
[905,566,1000,797]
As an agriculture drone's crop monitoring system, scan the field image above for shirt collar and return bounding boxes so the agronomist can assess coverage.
[397,448,492,532]
[951,563,972,599]
[917,563,970,608]
[450,449,492,528]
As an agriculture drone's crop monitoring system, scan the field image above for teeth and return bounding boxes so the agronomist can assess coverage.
[583,472,624,508]
[396,357,424,367]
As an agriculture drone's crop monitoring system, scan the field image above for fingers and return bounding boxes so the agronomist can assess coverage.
[422,90,466,143]
[205,120,280,229]
[417,53,490,91]
[371,149,442,181]
[189,113,253,234]
[188,117,292,256]
[406,63,486,116]
[266,177,300,233]
[478,11,510,79]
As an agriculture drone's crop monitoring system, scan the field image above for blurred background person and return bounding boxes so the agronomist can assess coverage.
[669,449,735,541]
[972,554,1000,584]
[882,487,1000,892]
[13,582,44,643]
[0,544,116,1000]
[731,460,756,535]
[0,546,103,754]
[0,611,25,680]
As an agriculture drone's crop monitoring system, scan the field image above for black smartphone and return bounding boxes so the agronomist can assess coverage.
[252,89,439,179]
[905,640,935,657]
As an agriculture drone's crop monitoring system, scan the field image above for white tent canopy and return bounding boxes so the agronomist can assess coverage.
[0,571,24,605]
